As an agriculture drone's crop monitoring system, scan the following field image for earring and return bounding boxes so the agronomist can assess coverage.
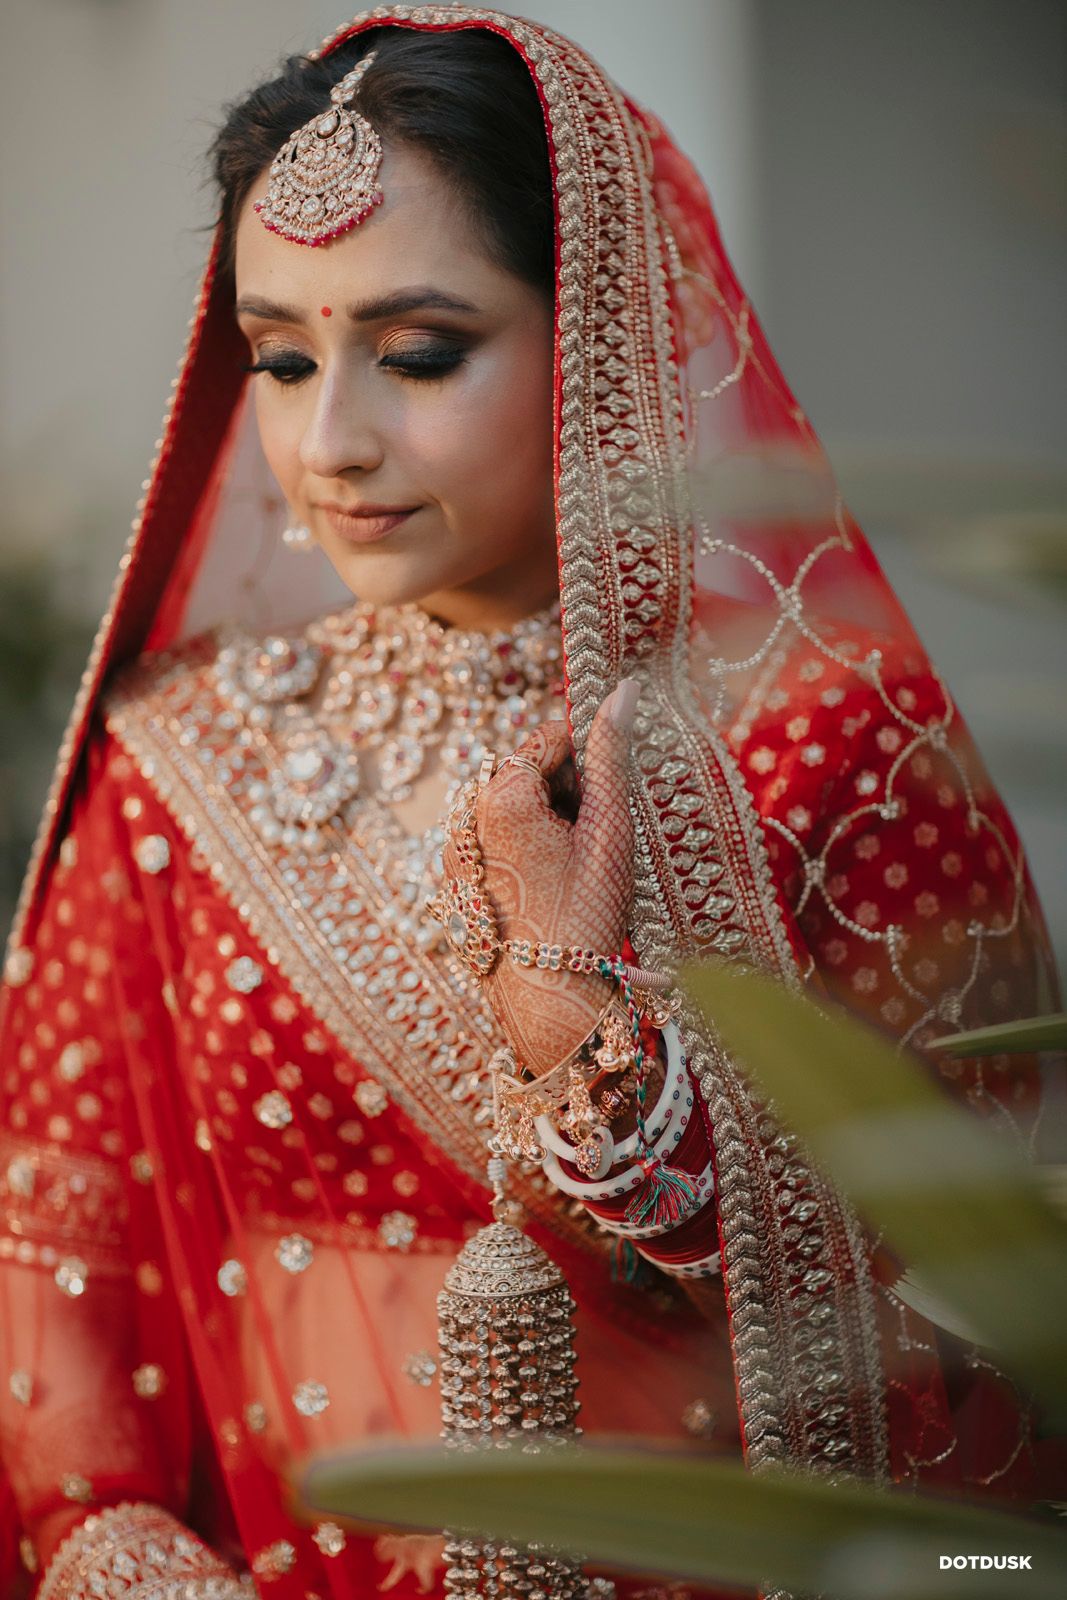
[282,518,315,553]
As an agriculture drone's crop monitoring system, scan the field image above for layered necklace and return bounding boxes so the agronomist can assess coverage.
[213,595,565,868]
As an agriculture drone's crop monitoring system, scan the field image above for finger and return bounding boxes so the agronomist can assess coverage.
[570,678,639,920]
[477,720,572,828]
[442,723,576,889]
[501,719,572,782]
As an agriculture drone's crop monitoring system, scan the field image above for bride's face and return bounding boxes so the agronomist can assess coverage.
[234,143,557,628]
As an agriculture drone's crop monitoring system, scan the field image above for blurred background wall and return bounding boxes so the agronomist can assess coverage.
[2,0,1065,971]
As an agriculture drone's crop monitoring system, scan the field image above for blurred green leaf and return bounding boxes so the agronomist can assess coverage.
[933,1014,1067,1057]
[298,1441,1067,1600]
[681,962,1067,1420]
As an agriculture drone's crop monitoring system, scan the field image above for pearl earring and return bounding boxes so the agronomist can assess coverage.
[282,518,315,553]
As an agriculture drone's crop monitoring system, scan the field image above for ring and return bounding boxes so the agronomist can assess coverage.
[501,754,544,783]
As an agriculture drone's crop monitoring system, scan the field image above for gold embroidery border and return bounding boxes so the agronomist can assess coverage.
[466,11,889,1481]
[317,6,888,1484]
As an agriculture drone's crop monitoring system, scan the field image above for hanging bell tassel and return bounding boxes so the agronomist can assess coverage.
[436,1148,586,1598]
[623,1155,699,1229]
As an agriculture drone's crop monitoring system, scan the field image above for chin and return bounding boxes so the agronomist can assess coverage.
[325,548,461,611]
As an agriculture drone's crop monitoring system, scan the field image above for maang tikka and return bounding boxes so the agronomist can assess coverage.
[254,52,383,246]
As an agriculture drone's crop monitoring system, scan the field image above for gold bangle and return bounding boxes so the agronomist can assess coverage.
[529,988,619,1082]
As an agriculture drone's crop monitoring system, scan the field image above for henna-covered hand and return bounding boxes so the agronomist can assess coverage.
[441,680,639,1077]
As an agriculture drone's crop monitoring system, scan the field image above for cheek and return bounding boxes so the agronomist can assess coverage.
[417,335,554,503]
[253,389,302,494]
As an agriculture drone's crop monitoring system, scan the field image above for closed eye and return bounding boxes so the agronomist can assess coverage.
[243,344,469,387]
[243,353,315,386]
[378,348,467,380]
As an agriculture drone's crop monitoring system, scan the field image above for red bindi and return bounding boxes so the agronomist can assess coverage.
[320,306,333,317]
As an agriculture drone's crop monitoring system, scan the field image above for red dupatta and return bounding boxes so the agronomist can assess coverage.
[1,7,1060,1597]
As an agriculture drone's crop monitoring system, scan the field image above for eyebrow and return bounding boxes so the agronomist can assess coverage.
[234,287,481,323]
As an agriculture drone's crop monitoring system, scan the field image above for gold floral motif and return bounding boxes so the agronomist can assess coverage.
[225,956,264,993]
[293,1379,330,1417]
[681,1397,716,1438]
[252,1540,297,1581]
[135,1260,163,1296]
[3,947,33,987]
[253,1090,293,1130]
[130,1150,155,1185]
[132,1362,167,1399]
[57,1041,86,1082]
[313,1522,347,1558]
[275,1233,314,1274]
[54,1256,88,1298]
[353,1079,387,1117]
[245,1400,268,1433]
[6,1155,35,1198]
[217,1259,247,1297]
[401,1350,437,1387]
[133,834,171,875]
[9,1369,33,1406]
[379,1210,417,1250]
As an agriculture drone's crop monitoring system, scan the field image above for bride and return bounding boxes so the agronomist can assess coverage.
[0,9,1057,1598]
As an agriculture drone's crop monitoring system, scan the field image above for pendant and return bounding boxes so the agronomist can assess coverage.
[222,634,322,705]
[257,726,361,844]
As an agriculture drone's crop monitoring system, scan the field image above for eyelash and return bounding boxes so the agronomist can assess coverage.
[243,348,466,386]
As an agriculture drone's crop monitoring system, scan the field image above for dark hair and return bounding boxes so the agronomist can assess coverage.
[209,27,554,295]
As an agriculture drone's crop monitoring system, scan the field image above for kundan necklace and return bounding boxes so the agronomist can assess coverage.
[213,595,565,857]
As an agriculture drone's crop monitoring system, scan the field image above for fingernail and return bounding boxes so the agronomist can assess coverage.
[608,677,639,731]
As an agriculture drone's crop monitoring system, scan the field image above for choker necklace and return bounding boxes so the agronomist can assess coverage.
[213,596,564,855]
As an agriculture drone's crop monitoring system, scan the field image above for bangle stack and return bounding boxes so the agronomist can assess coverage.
[492,995,650,1178]
[489,946,711,1246]
[431,759,717,1278]
[499,1006,720,1278]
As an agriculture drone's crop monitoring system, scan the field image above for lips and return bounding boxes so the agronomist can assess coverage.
[316,504,417,543]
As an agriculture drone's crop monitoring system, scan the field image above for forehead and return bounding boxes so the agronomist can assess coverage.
[234,143,501,302]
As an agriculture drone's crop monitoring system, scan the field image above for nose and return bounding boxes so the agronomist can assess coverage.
[298,363,384,479]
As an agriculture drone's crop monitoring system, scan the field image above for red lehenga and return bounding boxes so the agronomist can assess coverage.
[0,8,1061,1599]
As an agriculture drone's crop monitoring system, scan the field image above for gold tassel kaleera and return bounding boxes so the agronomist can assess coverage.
[436,1140,585,1599]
